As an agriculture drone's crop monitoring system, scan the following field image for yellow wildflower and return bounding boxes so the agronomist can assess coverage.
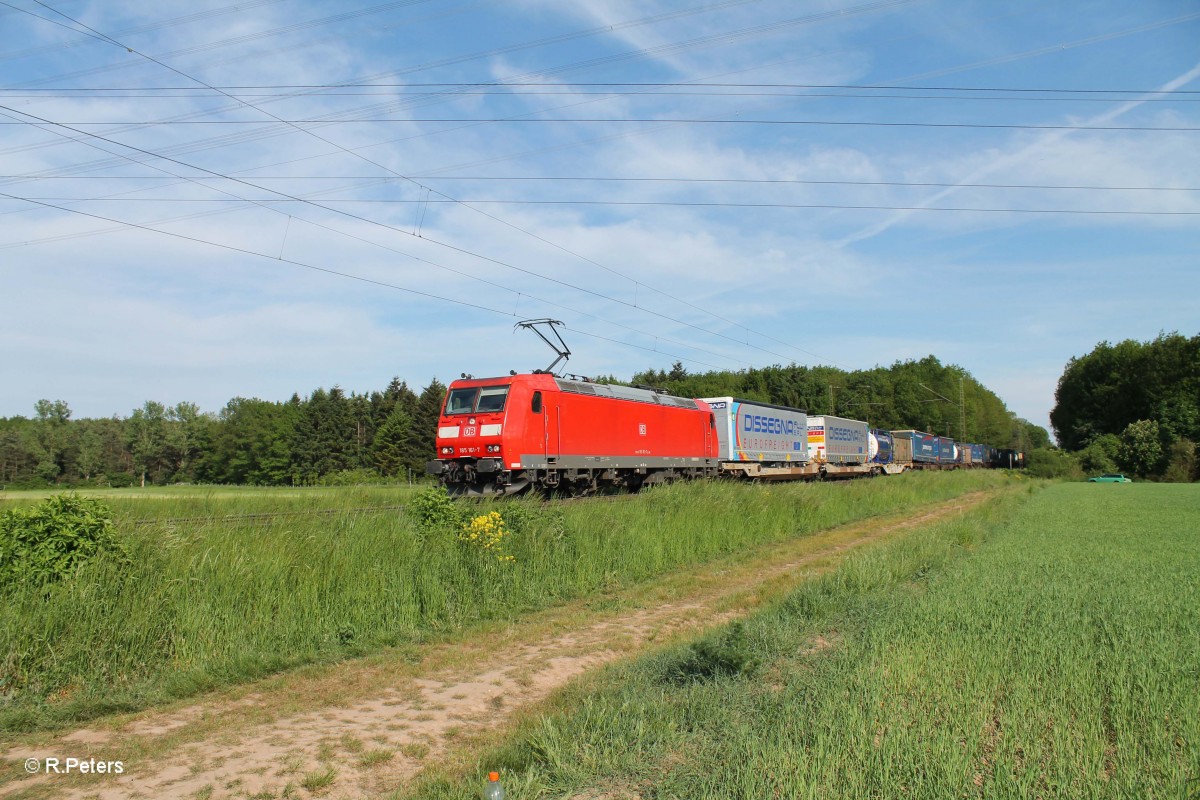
[459,511,515,563]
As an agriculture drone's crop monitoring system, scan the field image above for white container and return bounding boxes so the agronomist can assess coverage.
[700,397,808,463]
[806,415,869,465]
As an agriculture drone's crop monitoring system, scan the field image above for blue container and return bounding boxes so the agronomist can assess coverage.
[937,437,959,464]
[892,430,938,463]
[970,443,985,463]
[869,429,893,464]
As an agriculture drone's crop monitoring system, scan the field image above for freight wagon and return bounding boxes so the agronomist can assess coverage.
[868,429,910,475]
[936,437,959,467]
[891,430,939,465]
[702,397,811,480]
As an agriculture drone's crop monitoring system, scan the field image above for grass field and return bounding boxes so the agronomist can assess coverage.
[409,483,1200,799]
[0,472,1007,732]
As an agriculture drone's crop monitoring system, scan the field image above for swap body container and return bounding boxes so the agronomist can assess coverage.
[970,443,985,463]
[869,429,894,464]
[701,397,809,463]
[937,437,959,464]
[807,415,869,465]
[892,430,939,464]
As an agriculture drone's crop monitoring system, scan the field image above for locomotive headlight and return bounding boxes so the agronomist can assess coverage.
[487,444,500,453]
[441,446,454,455]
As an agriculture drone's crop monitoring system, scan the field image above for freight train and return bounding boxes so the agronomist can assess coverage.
[426,372,1024,497]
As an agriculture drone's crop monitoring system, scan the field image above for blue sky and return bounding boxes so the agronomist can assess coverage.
[1,0,1197,439]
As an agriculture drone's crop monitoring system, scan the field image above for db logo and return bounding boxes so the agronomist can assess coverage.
[638,423,647,436]
[464,426,477,437]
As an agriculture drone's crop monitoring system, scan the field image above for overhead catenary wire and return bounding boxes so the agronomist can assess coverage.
[14,0,861,368]
[4,92,1198,103]
[10,82,1196,94]
[6,175,1195,192]
[2,97,805,367]
[0,105,751,370]
[1,189,733,373]
[15,197,1197,216]
[14,0,1195,379]
[6,118,1195,131]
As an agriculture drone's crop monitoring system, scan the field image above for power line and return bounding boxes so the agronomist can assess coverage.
[18,0,851,368]
[8,118,1195,131]
[6,82,1200,94]
[1,190,733,372]
[17,196,1197,216]
[0,103,753,368]
[4,90,1197,103]
[6,175,1196,191]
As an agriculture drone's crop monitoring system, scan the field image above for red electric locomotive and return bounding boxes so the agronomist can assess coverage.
[425,373,719,496]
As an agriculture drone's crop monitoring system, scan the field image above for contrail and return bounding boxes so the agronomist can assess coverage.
[834,59,1200,248]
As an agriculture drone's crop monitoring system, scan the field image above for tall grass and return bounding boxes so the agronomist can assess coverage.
[415,483,1199,799]
[0,472,1005,731]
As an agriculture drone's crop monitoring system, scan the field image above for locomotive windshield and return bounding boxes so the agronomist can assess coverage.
[476,386,508,412]
[444,385,509,415]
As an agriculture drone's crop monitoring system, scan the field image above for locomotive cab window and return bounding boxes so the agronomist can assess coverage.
[445,385,509,415]
[476,386,509,413]
[445,388,478,415]
[531,391,542,413]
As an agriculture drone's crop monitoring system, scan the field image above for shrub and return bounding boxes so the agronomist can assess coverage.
[0,495,123,589]
[1025,448,1082,479]
[1163,438,1197,483]
[1118,419,1165,477]
[1077,433,1120,475]
[408,486,464,530]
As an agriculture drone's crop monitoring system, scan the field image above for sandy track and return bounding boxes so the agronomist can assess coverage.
[1,491,993,800]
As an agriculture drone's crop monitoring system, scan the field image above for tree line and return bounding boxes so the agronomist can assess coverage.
[1046,332,1198,481]
[0,379,446,488]
[625,355,1049,452]
[1,355,1047,489]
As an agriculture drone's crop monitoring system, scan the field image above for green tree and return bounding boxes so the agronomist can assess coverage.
[163,401,203,481]
[1051,332,1200,450]
[198,398,297,485]
[126,401,168,487]
[405,379,446,474]
[0,420,36,485]
[373,404,413,477]
[291,387,357,483]
[32,399,71,482]
[75,424,104,482]
[1117,419,1165,478]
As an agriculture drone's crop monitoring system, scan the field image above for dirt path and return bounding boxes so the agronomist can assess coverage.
[1,490,995,800]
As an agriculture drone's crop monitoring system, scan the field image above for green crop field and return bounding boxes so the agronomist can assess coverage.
[0,472,1007,732]
[412,483,1200,799]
